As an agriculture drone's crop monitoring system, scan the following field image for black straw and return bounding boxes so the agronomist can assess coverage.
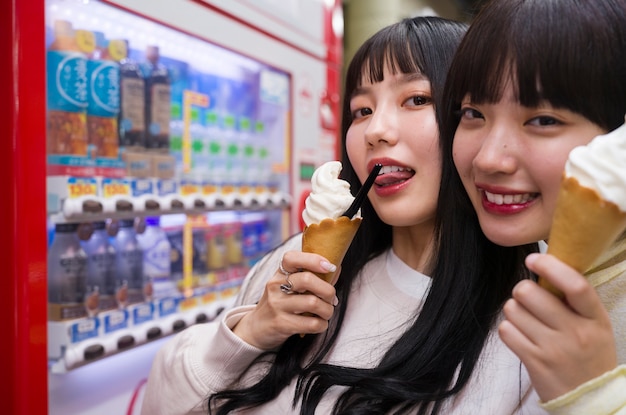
[341,164,382,218]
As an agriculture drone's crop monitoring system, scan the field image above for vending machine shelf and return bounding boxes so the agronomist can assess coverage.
[48,282,239,374]
[48,175,292,224]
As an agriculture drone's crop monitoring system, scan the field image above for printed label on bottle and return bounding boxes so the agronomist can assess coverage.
[149,83,171,136]
[119,249,144,290]
[47,50,89,156]
[87,58,120,159]
[144,238,172,282]
[120,77,145,133]
[52,256,87,303]
[87,60,120,117]
[47,50,88,111]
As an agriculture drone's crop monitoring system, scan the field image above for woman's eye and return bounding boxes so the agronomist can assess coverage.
[405,95,432,107]
[351,107,372,120]
[527,116,561,126]
[459,107,483,120]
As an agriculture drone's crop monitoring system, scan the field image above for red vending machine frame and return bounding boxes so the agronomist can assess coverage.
[2,2,49,415]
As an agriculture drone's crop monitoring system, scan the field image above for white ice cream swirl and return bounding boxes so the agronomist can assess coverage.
[302,161,358,226]
[565,117,626,209]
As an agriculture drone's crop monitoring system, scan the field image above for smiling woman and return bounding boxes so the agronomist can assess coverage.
[440,0,626,410]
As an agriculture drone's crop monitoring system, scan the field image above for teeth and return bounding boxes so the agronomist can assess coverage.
[484,191,534,205]
[378,165,412,175]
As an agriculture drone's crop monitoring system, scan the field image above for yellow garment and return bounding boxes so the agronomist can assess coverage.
[543,236,626,414]
[542,365,626,415]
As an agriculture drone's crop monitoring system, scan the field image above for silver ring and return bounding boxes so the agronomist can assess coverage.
[279,253,291,276]
[280,275,295,294]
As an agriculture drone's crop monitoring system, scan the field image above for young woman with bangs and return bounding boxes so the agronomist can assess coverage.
[440,0,626,412]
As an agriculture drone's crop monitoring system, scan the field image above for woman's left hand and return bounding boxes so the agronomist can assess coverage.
[498,252,617,402]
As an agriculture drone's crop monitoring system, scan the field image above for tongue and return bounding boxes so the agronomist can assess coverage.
[375,171,414,186]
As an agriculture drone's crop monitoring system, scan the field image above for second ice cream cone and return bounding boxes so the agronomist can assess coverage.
[541,176,626,296]
[302,216,362,282]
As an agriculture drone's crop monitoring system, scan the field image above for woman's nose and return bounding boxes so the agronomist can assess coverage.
[364,105,399,147]
[472,126,518,175]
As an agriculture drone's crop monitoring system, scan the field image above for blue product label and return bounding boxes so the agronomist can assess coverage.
[131,178,154,197]
[144,239,172,280]
[47,50,88,111]
[157,179,177,196]
[70,317,100,343]
[158,297,178,317]
[132,303,155,324]
[47,154,96,167]
[87,60,120,117]
[255,219,271,254]
[94,158,125,168]
[241,221,258,259]
[102,309,129,333]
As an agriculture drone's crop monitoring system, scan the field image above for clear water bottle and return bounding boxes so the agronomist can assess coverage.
[81,221,117,312]
[48,222,88,320]
[112,219,146,305]
[137,216,176,299]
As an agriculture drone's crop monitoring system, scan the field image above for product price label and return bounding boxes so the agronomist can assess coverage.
[132,303,155,325]
[101,178,130,198]
[180,179,199,196]
[67,177,98,198]
[157,179,177,196]
[130,178,154,197]
[158,298,178,317]
[102,309,129,333]
[70,317,100,343]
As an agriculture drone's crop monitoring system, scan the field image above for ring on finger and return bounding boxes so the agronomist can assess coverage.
[279,253,291,276]
[280,274,295,294]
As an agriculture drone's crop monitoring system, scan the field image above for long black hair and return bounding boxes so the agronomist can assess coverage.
[208,16,535,415]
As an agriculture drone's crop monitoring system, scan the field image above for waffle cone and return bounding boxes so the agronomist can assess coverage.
[302,216,362,283]
[541,176,626,295]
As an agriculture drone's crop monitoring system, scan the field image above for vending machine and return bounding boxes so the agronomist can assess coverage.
[3,0,343,413]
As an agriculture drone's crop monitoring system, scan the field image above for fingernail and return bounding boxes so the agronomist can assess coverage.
[321,260,337,273]
[333,295,339,306]
[525,253,539,266]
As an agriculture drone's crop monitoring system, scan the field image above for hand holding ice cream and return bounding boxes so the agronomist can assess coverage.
[541,119,626,296]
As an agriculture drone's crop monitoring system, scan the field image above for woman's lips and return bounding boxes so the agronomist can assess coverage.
[373,166,415,197]
[479,189,538,214]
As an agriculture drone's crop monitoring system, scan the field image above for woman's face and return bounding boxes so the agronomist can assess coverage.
[346,63,440,229]
[452,80,606,246]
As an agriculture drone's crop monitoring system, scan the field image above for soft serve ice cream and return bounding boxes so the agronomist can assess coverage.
[542,118,626,295]
[302,161,360,225]
[301,161,362,283]
[565,121,626,208]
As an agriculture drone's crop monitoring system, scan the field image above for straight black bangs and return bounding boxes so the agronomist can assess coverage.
[445,0,626,132]
[348,21,426,93]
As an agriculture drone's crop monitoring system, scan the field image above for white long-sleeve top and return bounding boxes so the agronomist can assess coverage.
[141,234,626,415]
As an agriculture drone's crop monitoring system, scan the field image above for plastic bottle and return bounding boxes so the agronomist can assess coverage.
[46,20,89,156]
[190,107,209,179]
[81,221,117,312]
[118,39,146,150]
[144,45,171,152]
[137,217,176,299]
[205,111,226,187]
[112,219,146,305]
[86,32,120,159]
[238,116,254,191]
[48,223,88,320]
[161,214,186,291]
